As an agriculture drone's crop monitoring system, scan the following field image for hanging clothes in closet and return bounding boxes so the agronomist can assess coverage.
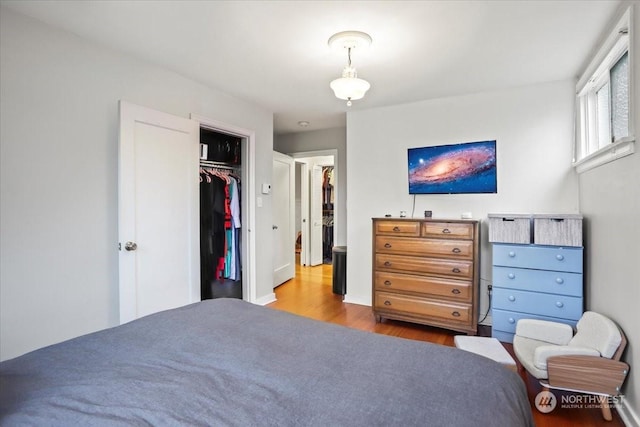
[199,128,242,300]
[322,166,334,263]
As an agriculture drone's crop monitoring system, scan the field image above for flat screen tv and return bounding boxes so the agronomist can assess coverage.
[408,140,497,194]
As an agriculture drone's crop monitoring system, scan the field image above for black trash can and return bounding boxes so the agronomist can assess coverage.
[332,246,347,295]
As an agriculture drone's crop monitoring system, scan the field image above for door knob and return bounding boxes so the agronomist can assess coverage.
[124,241,137,251]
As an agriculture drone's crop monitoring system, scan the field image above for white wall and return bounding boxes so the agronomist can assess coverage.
[0,8,274,361]
[345,80,579,312]
[577,3,640,421]
[275,127,347,246]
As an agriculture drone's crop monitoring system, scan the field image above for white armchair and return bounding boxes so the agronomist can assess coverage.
[513,311,629,421]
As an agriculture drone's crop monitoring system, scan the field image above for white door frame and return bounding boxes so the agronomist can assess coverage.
[190,114,257,304]
[309,164,323,266]
[289,150,338,265]
[298,162,309,266]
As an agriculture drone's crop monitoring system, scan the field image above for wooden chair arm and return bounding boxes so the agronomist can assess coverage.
[547,355,629,396]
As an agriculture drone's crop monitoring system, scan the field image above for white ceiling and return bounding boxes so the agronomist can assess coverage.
[2,0,621,134]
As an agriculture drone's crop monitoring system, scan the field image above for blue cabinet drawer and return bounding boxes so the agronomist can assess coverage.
[492,288,583,320]
[492,266,582,296]
[492,309,578,336]
[492,244,582,273]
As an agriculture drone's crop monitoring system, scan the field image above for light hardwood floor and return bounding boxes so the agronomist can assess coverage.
[268,262,624,427]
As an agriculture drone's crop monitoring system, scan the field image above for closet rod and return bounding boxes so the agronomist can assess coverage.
[200,161,240,171]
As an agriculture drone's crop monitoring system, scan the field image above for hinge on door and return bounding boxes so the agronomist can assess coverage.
[118,242,122,251]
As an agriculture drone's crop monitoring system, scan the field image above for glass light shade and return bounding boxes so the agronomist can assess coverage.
[330,76,371,101]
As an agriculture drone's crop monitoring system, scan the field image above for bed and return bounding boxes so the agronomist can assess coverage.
[1,299,533,426]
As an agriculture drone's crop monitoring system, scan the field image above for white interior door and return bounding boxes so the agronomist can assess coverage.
[310,165,323,266]
[272,151,295,287]
[299,162,309,266]
[118,101,200,324]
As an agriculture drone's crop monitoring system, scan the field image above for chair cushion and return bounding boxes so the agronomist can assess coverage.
[513,335,549,379]
[515,319,573,345]
[533,345,600,371]
[569,311,622,358]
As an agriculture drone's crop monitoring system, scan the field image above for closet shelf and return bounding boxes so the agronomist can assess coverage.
[200,160,240,170]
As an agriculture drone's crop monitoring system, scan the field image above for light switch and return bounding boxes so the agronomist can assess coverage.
[261,183,271,194]
[257,197,263,208]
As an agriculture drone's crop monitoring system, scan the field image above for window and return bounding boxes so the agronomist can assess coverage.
[574,6,634,173]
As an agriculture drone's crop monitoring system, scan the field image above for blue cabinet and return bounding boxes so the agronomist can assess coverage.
[491,243,583,343]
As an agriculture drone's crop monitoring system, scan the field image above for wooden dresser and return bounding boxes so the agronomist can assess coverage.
[372,218,480,335]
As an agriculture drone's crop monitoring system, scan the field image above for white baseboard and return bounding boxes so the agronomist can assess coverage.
[618,397,640,427]
[342,295,371,306]
[254,293,276,306]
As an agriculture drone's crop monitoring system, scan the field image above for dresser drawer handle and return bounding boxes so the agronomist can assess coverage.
[451,289,461,294]
[384,261,392,267]
[508,251,516,258]
[384,243,392,248]
[556,301,564,308]
[451,311,461,317]
[556,254,564,261]
[508,317,516,324]
[452,268,461,274]
[384,300,392,306]
[556,277,564,284]
[508,273,515,279]
[393,226,401,232]
[452,248,461,254]
[384,280,392,286]
[442,228,451,234]
[508,295,516,302]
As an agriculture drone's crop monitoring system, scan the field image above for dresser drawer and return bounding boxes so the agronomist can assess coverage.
[492,309,578,337]
[374,272,471,301]
[375,220,420,236]
[533,214,583,247]
[375,291,470,323]
[375,254,473,280]
[492,288,583,320]
[488,214,532,244]
[422,222,474,239]
[492,244,582,273]
[492,266,583,296]
[375,236,473,259]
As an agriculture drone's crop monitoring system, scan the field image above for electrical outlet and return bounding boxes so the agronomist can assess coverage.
[488,284,493,291]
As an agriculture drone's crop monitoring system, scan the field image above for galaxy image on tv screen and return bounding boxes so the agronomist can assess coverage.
[408,140,497,194]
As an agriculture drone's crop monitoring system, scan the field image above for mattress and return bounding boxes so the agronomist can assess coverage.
[0,298,533,426]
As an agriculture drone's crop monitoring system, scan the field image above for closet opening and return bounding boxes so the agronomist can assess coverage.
[199,128,243,300]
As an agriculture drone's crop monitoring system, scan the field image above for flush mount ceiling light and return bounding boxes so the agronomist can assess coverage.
[328,31,372,106]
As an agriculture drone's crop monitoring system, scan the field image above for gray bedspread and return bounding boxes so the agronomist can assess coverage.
[1,299,533,426]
